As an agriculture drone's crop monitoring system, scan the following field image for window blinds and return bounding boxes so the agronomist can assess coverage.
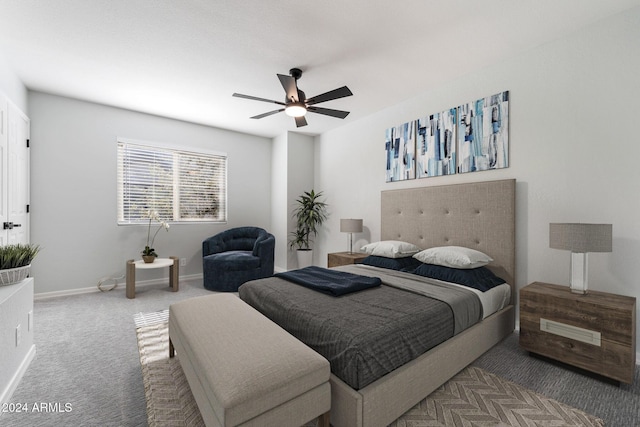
[117,141,227,224]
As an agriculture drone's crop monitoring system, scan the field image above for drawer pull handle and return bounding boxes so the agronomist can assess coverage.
[540,318,601,347]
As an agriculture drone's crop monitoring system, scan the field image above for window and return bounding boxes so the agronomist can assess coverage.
[117,139,227,224]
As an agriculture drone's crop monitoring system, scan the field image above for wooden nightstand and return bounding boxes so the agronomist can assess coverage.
[327,252,368,268]
[519,282,636,384]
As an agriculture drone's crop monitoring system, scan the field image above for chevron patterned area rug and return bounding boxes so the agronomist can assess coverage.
[135,311,604,427]
[135,310,205,427]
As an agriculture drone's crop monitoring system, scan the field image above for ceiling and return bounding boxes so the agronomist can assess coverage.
[0,0,638,138]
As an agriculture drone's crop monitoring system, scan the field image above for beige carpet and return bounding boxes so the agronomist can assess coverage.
[136,315,605,427]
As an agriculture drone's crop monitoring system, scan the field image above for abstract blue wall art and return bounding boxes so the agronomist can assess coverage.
[385,121,416,182]
[416,108,457,178]
[457,91,509,173]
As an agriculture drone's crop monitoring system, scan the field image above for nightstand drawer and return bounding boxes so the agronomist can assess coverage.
[327,252,368,268]
[519,282,636,384]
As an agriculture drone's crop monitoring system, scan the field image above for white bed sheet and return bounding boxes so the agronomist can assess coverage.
[440,281,511,319]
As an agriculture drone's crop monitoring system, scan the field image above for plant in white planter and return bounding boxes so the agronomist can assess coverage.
[288,190,328,268]
[0,243,40,286]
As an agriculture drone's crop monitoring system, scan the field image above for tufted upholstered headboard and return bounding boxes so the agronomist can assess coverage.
[381,179,516,289]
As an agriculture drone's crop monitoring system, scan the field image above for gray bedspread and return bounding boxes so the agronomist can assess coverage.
[335,264,482,334]
[238,265,481,390]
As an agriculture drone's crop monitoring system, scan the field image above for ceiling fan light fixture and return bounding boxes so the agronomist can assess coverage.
[233,68,352,127]
[285,102,307,117]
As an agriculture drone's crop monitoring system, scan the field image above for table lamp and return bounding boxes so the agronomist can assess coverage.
[549,223,612,294]
[340,219,363,254]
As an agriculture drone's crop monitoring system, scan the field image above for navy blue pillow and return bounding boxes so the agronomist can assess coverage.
[412,263,505,292]
[361,255,422,272]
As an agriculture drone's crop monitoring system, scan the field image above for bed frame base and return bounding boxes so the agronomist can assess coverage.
[329,305,515,427]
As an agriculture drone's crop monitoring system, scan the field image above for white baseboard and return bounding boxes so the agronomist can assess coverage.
[0,344,36,408]
[34,274,204,300]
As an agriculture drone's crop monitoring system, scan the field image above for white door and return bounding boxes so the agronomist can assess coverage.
[0,98,7,245]
[6,103,29,244]
[0,97,29,245]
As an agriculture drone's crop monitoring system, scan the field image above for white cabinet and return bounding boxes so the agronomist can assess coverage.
[0,277,35,405]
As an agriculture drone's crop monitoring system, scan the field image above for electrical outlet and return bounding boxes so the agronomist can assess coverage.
[16,324,21,347]
[180,258,186,267]
[28,310,33,331]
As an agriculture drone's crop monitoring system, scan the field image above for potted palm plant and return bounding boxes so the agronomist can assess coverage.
[288,189,328,268]
[0,243,40,286]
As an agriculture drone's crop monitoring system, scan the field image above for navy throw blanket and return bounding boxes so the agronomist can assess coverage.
[275,266,381,296]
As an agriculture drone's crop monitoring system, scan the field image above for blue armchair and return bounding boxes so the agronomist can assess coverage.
[202,226,275,292]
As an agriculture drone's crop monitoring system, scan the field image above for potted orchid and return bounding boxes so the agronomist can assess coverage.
[142,210,170,263]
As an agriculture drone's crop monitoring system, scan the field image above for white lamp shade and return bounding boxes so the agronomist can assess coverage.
[340,218,363,233]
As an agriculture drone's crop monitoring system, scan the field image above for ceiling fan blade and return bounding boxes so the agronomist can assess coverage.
[307,106,350,119]
[306,86,353,105]
[295,116,308,127]
[233,93,286,106]
[251,109,285,119]
[277,74,299,102]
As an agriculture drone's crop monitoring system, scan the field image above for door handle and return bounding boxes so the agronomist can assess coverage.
[13,224,21,228]
[2,222,21,229]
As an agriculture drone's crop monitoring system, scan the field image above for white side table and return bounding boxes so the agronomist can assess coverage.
[126,256,179,299]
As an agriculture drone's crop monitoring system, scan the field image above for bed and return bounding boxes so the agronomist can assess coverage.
[240,179,516,427]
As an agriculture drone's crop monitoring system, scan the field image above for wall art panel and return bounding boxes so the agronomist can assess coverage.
[416,108,457,178]
[385,121,416,182]
[457,91,509,173]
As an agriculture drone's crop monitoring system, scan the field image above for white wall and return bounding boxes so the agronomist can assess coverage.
[315,8,640,351]
[29,92,272,294]
[270,131,315,271]
[286,132,315,269]
[271,132,289,271]
[0,52,27,113]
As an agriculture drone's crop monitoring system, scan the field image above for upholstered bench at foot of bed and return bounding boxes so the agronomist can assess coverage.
[168,293,331,427]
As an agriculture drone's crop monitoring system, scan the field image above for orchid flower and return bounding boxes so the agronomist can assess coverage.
[142,211,170,257]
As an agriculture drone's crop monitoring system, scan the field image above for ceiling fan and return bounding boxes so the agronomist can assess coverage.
[232,68,353,128]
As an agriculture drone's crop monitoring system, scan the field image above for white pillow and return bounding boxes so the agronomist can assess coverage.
[360,240,421,259]
[413,246,493,269]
